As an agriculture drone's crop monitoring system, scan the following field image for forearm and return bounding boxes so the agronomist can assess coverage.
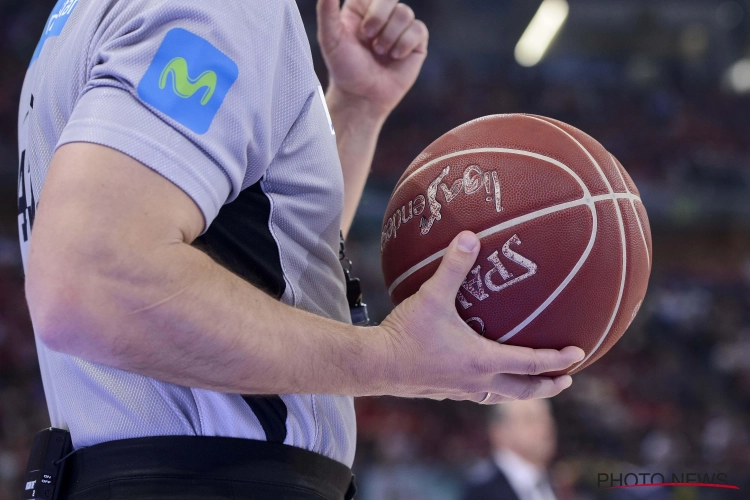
[30,238,387,396]
[327,84,386,237]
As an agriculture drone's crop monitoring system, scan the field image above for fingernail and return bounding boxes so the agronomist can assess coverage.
[573,348,585,362]
[374,44,386,55]
[365,25,376,38]
[391,48,403,59]
[562,375,573,388]
[457,233,478,253]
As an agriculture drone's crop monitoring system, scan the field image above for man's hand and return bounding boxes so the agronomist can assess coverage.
[375,232,585,404]
[317,0,429,235]
[317,0,429,119]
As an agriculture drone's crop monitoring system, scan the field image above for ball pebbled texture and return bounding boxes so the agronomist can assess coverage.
[381,114,652,374]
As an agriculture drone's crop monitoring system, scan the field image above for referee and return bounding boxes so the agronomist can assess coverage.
[18,0,585,498]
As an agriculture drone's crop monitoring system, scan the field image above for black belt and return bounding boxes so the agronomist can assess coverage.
[58,435,356,500]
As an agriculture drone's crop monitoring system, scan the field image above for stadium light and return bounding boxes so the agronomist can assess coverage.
[727,58,750,93]
[514,0,570,67]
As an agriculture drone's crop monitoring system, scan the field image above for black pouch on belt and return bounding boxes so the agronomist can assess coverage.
[21,428,73,500]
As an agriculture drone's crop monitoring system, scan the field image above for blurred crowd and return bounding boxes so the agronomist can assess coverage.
[350,261,750,499]
[2,1,750,499]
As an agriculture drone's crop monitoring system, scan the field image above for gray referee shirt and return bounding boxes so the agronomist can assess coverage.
[17,0,356,466]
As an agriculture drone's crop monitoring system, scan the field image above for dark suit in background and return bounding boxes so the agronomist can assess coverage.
[462,400,559,500]
[462,459,520,500]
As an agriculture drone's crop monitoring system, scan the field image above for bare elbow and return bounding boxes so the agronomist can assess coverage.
[25,253,91,354]
[25,210,123,356]
[25,227,159,363]
[24,221,119,357]
[23,141,196,360]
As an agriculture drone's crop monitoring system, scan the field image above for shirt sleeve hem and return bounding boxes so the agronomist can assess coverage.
[58,110,230,232]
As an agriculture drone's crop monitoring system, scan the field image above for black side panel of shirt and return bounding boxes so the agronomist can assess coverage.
[194,179,288,444]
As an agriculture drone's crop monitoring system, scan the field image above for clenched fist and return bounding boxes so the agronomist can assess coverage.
[317,0,429,118]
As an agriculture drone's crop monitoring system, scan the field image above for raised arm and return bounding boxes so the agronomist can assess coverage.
[317,0,429,237]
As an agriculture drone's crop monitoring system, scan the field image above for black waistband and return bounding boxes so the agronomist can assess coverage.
[59,436,355,499]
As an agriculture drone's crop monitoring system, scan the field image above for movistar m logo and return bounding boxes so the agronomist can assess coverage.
[138,28,239,134]
[159,57,217,106]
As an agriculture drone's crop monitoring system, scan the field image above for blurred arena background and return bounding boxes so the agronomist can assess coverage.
[1,0,750,498]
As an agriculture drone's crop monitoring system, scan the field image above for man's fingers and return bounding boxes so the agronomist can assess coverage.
[464,374,572,404]
[360,0,400,38]
[419,231,480,306]
[491,374,573,401]
[390,19,428,59]
[484,344,586,375]
[405,371,573,403]
[372,3,415,55]
[317,0,342,51]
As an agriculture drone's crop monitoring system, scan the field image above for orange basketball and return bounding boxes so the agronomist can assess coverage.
[381,114,652,374]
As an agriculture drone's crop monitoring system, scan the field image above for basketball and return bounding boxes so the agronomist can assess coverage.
[381,114,652,374]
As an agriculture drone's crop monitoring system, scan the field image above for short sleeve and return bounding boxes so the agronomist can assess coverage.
[57,1,298,230]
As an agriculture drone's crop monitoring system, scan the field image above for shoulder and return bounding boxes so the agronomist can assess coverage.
[94,0,317,92]
[99,0,306,53]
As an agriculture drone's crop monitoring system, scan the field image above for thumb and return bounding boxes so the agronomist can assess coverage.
[317,0,342,52]
[422,231,480,305]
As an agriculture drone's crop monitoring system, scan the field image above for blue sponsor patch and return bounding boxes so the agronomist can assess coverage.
[30,0,80,65]
[137,28,239,135]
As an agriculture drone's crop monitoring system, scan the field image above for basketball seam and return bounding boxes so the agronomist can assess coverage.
[388,144,602,345]
[526,116,628,373]
[391,147,591,200]
[387,147,595,298]
[633,205,650,270]
[388,199,581,295]
[497,205,598,342]
[387,192,639,296]
[610,153,651,269]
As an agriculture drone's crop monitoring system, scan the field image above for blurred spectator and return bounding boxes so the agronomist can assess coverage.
[462,400,558,500]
